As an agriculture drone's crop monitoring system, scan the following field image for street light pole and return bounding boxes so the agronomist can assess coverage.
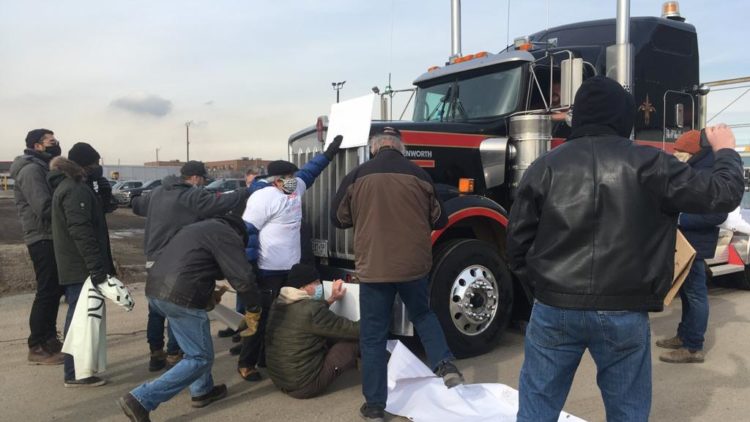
[332,81,346,103]
[185,121,193,162]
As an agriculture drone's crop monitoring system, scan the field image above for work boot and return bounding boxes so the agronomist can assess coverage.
[656,335,683,350]
[659,347,705,364]
[166,351,183,368]
[434,361,465,388]
[28,344,64,365]
[44,335,64,354]
[191,384,228,408]
[217,327,237,338]
[117,393,151,422]
[148,349,167,372]
[359,403,385,422]
[64,376,107,388]
[232,333,241,343]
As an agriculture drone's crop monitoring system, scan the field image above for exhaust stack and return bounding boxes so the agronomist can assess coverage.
[606,0,634,93]
[450,0,462,62]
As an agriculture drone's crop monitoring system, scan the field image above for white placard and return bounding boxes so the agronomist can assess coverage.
[322,280,360,321]
[209,303,245,331]
[324,93,376,149]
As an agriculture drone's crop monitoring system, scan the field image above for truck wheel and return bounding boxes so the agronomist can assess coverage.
[430,239,513,358]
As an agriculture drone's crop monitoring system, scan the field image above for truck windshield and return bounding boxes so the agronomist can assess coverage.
[413,65,522,122]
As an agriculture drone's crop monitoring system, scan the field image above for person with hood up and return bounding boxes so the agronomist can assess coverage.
[10,128,65,365]
[656,130,728,363]
[48,142,115,387]
[132,160,251,372]
[236,135,343,381]
[118,209,262,422]
[265,263,358,399]
[507,76,744,421]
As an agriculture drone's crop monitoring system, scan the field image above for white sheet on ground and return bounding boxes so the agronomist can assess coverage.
[385,340,586,422]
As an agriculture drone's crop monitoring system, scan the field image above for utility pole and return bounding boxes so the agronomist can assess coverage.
[185,121,193,162]
[332,81,346,103]
[155,147,160,165]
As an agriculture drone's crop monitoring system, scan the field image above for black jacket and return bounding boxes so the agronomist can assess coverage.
[10,149,54,245]
[145,218,261,310]
[507,76,744,312]
[133,175,249,261]
[48,157,114,285]
[678,149,728,259]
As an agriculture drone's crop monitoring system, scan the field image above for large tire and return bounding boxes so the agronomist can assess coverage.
[430,239,513,358]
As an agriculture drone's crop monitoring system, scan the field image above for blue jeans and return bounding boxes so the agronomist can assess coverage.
[518,301,651,422]
[359,277,454,409]
[63,283,84,381]
[131,298,215,411]
[146,303,180,354]
[677,260,708,351]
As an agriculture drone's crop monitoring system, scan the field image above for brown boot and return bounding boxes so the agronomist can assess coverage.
[655,335,683,350]
[659,347,705,363]
[28,345,64,365]
[44,336,63,354]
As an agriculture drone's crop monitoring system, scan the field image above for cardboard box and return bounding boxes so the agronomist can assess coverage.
[664,230,696,306]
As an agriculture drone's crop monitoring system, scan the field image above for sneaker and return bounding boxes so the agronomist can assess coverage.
[238,367,262,382]
[191,384,228,408]
[434,361,465,388]
[166,351,183,368]
[64,376,107,388]
[218,327,237,338]
[117,393,151,422]
[28,344,64,365]
[359,403,385,422]
[656,335,683,350]
[229,344,242,356]
[659,347,705,364]
[148,349,167,372]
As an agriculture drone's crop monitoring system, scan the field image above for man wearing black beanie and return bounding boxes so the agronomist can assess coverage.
[507,76,745,421]
[10,128,65,365]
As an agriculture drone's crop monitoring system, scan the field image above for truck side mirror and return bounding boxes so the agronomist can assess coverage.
[560,58,583,107]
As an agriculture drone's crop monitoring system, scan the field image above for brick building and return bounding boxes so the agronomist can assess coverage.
[205,158,271,178]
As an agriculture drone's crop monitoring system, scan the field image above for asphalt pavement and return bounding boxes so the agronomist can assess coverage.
[1,283,750,421]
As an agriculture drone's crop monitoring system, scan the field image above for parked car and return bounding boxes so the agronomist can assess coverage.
[114,179,161,207]
[205,178,246,194]
[112,180,143,192]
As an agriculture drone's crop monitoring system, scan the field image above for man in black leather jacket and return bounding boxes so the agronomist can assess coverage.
[507,76,744,422]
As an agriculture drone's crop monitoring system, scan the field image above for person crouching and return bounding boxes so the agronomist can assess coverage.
[265,263,359,399]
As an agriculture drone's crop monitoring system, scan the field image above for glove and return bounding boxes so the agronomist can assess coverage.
[239,309,262,337]
[324,135,343,160]
[91,272,108,286]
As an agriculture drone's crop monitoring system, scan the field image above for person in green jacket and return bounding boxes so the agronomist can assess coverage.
[265,263,359,399]
[48,143,114,388]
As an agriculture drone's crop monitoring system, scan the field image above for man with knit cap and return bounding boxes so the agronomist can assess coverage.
[10,129,65,364]
[265,263,358,399]
[48,142,114,387]
[656,130,727,364]
[507,76,744,421]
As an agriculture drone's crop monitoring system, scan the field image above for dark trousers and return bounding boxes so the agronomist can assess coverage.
[287,341,360,399]
[27,240,65,348]
[238,273,286,368]
[62,283,84,381]
[146,304,180,354]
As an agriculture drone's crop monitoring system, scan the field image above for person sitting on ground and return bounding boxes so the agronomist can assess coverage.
[265,263,359,399]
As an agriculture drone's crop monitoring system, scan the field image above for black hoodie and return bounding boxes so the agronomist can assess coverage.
[507,76,744,312]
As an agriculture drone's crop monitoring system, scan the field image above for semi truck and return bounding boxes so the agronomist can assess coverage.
[289,1,714,358]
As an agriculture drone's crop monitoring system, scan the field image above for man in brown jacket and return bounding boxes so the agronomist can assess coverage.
[331,127,463,422]
[265,263,357,399]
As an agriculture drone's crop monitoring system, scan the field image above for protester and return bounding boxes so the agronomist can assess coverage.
[132,160,250,371]
[331,127,463,422]
[10,129,65,365]
[265,263,358,399]
[118,211,262,422]
[507,76,744,421]
[237,136,342,381]
[49,142,115,387]
[657,130,728,363]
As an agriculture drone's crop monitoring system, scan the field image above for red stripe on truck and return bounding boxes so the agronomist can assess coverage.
[431,207,508,244]
[401,130,486,148]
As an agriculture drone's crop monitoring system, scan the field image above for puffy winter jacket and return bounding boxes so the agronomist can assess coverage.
[10,149,55,245]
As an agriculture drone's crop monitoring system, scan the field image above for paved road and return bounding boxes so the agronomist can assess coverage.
[1,283,750,421]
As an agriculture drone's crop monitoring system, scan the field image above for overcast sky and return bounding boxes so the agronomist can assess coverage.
[1,0,748,164]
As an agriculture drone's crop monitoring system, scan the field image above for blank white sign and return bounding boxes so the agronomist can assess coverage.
[325,93,376,150]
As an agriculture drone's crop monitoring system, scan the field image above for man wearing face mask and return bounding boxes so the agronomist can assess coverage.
[10,129,66,365]
[236,135,343,381]
[48,142,114,387]
[265,263,358,399]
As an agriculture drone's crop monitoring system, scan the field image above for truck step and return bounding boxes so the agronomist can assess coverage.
[709,264,745,277]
